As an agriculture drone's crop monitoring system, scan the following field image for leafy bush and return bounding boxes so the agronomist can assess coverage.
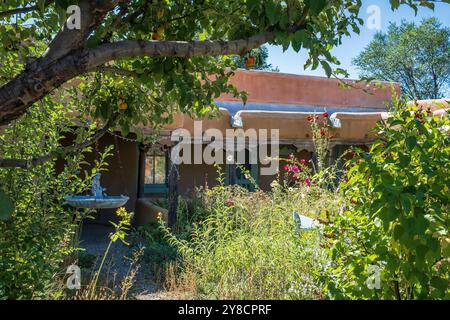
[133,221,178,266]
[162,168,340,299]
[0,100,109,299]
[323,99,449,299]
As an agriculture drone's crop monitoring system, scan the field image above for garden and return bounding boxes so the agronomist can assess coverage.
[1,97,448,300]
[0,0,449,301]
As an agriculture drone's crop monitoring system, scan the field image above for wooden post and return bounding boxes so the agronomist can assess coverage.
[167,159,179,230]
[137,144,146,198]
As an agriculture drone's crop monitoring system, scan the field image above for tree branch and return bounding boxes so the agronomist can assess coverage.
[0,0,308,126]
[88,31,277,66]
[98,65,141,77]
[0,29,283,126]
[0,114,119,169]
[39,0,118,65]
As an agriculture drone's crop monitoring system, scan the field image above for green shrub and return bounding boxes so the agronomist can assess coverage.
[0,100,109,299]
[133,221,179,265]
[323,99,449,299]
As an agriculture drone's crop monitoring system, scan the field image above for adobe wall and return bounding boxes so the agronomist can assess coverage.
[56,132,140,224]
[178,162,223,196]
[217,70,400,109]
[95,134,139,219]
[176,144,314,194]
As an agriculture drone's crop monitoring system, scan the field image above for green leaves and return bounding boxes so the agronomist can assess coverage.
[405,135,417,150]
[305,0,327,16]
[264,1,281,26]
[325,96,450,300]
[353,18,450,100]
[320,60,332,78]
[390,0,401,10]
[291,30,305,52]
[0,96,114,298]
[0,190,14,221]
[398,153,411,168]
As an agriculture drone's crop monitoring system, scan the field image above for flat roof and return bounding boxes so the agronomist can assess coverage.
[217,69,400,109]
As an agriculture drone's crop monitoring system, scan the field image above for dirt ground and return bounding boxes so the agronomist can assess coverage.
[79,222,171,300]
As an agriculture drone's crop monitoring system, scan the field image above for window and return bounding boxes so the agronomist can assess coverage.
[225,149,259,191]
[144,152,167,193]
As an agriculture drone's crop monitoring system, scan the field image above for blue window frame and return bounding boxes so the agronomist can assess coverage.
[144,152,168,194]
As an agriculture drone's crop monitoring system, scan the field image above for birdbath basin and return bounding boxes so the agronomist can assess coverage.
[64,195,129,209]
[64,173,129,209]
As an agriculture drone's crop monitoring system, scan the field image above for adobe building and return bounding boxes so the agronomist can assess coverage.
[69,69,448,225]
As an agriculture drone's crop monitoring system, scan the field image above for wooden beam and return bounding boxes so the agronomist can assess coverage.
[167,159,179,230]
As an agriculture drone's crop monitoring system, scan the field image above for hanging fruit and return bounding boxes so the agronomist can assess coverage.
[152,26,165,40]
[245,55,255,70]
[152,31,161,40]
[118,98,128,110]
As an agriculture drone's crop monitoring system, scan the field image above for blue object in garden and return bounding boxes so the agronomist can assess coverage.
[64,173,129,209]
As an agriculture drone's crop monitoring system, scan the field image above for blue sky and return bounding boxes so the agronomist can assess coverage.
[267,0,450,79]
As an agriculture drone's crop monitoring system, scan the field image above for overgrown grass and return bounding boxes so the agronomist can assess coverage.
[156,170,340,299]
[67,208,141,300]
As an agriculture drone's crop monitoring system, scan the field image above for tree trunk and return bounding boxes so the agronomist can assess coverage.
[0,48,91,125]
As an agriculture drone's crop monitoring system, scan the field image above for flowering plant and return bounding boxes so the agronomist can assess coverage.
[282,153,312,188]
[308,112,335,171]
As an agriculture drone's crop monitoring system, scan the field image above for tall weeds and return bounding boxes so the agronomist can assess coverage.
[161,169,339,299]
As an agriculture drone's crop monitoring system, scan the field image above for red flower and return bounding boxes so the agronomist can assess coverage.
[305,178,311,187]
[283,165,291,172]
[323,112,329,118]
[307,116,313,122]
[320,129,325,136]
[292,175,300,182]
[291,165,299,173]
[300,159,306,165]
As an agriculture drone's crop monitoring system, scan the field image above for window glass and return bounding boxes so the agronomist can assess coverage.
[145,153,166,185]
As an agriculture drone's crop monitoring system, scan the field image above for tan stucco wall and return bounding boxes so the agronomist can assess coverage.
[332,112,387,140]
[57,132,140,224]
[236,111,316,140]
[175,144,224,196]
[169,110,390,143]
[178,162,223,196]
[182,108,232,135]
[217,70,400,109]
[408,99,450,111]
[96,134,139,216]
